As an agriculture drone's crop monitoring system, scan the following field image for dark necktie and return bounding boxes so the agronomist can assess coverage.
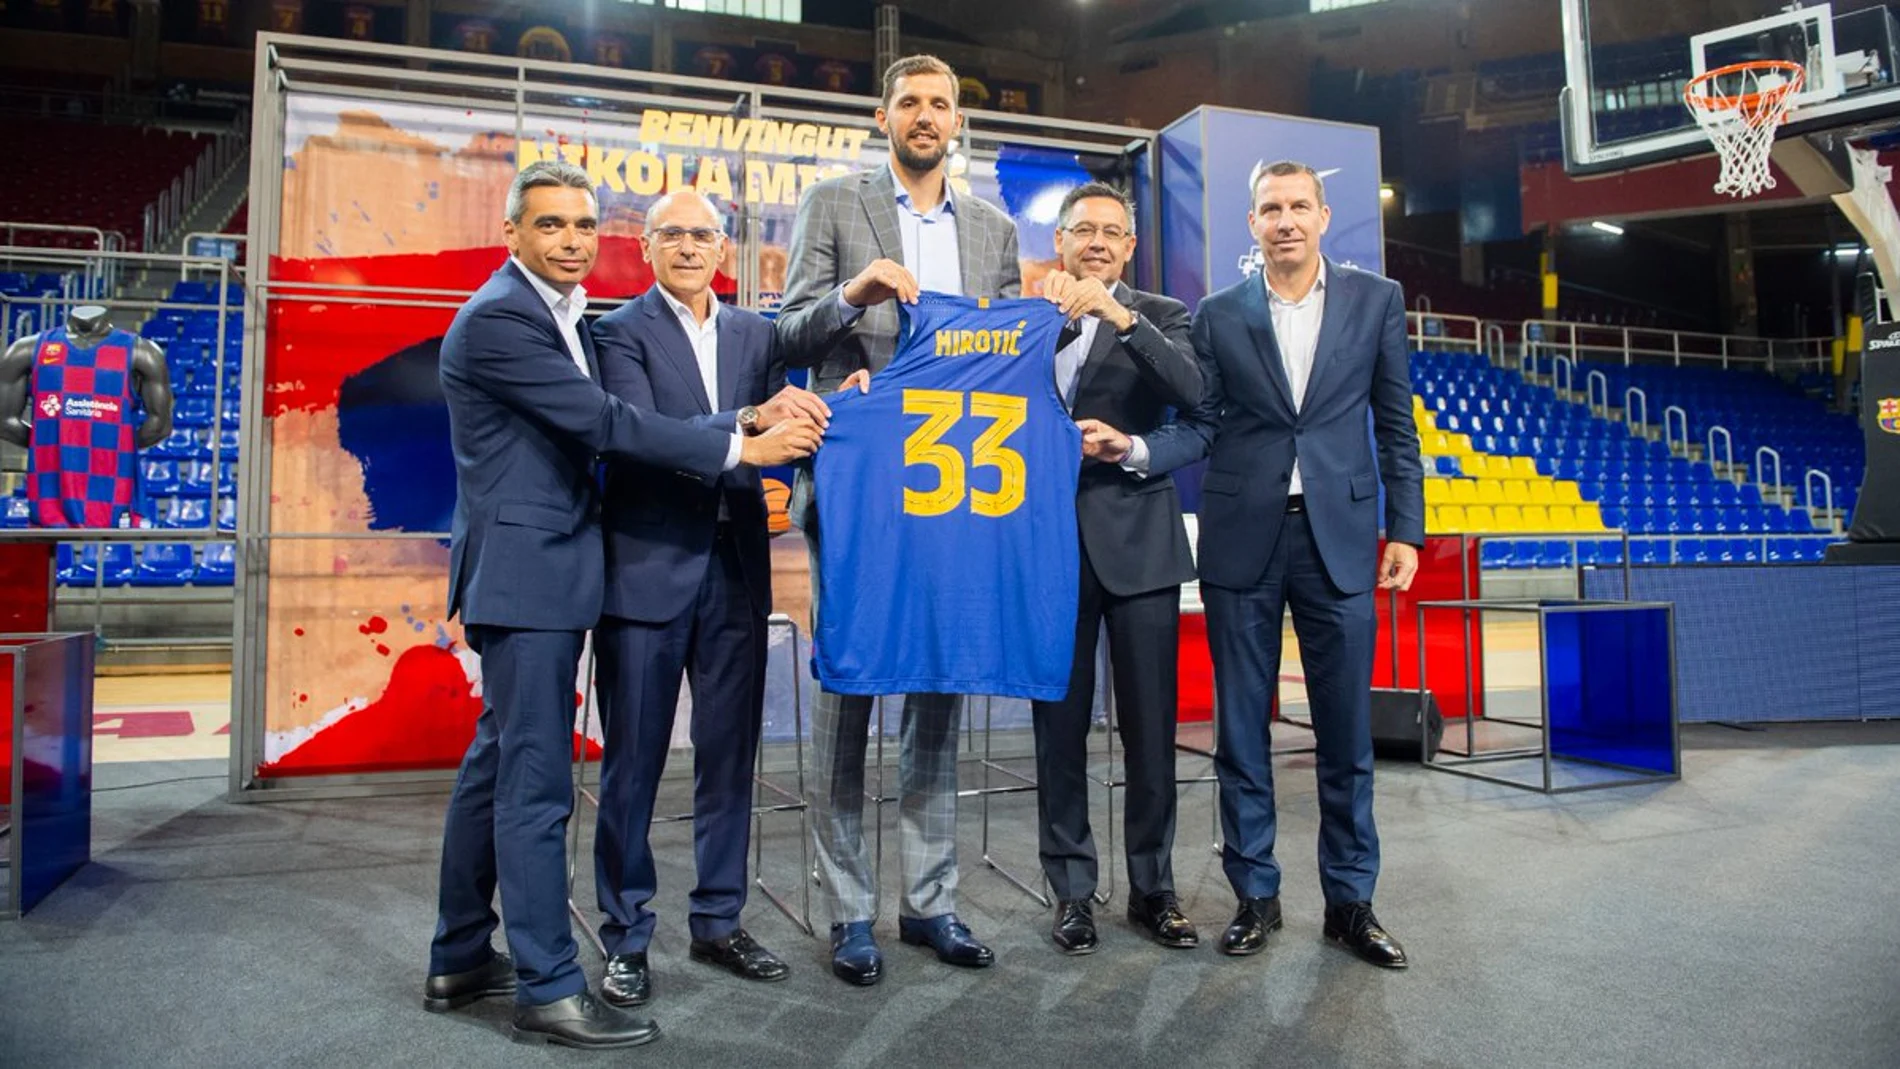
[1055,321,1082,354]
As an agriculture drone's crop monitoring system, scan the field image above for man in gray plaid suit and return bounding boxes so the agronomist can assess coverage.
[776,53,1023,986]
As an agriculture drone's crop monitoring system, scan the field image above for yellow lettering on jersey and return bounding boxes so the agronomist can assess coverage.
[902,389,965,517]
[900,389,1029,519]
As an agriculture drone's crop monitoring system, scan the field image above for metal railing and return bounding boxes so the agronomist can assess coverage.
[1518,318,1833,372]
[1707,426,1734,473]
[1483,322,1507,366]
[1805,469,1835,518]
[139,134,241,252]
[1408,309,1484,352]
[180,232,247,278]
[1585,368,1609,413]
[1663,405,1689,454]
[1755,446,1784,503]
[1624,386,1649,435]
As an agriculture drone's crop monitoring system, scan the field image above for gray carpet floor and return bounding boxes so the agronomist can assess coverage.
[4,721,1899,1068]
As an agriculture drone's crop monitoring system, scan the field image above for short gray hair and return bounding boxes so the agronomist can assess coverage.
[506,160,594,222]
[1247,159,1326,208]
[645,190,729,234]
[1057,181,1136,234]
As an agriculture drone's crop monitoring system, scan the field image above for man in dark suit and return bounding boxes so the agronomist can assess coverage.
[775,54,1021,986]
[424,162,819,1049]
[1027,182,1204,955]
[588,191,832,1007]
[1153,160,1424,969]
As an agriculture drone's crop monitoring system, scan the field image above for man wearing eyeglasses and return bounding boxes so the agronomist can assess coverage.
[588,191,836,1009]
[1033,182,1204,956]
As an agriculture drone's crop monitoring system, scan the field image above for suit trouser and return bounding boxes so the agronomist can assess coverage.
[805,533,963,925]
[1031,545,1181,903]
[593,530,767,956]
[431,625,588,1006]
[1202,511,1381,907]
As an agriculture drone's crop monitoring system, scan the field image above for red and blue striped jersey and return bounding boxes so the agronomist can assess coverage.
[28,328,148,528]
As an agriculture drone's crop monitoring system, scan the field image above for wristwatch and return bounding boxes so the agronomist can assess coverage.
[737,405,761,434]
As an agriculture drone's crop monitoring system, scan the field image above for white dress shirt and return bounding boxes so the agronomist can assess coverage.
[516,259,740,471]
[1267,268,1326,495]
[514,257,590,379]
[657,285,723,412]
[839,164,962,322]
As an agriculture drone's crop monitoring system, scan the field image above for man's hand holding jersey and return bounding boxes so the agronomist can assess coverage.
[843,258,920,308]
[1074,418,1133,464]
[1041,270,1136,332]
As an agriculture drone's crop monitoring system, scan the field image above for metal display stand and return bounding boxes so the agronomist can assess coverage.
[1417,598,1681,793]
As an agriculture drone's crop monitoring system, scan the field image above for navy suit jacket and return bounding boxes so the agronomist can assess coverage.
[1155,258,1425,595]
[593,287,781,624]
[440,261,734,631]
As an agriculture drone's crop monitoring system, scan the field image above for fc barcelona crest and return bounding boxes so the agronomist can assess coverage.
[1879,396,1900,435]
[41,342,64,362]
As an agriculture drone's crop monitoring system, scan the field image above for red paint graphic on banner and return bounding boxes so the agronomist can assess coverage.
[265,242,731,413]
[358,614,388,635]
[261,644,599,776]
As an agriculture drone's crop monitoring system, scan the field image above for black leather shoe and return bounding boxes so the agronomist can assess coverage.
[898,913,995,967]
[1324,901,1409,969]
[1220,896,1283,957]
[1127,891,1199,949]
[423,952,515,1012]
[510,992,660,1050]
[830,921,883,986]
[1051,899,1098,955]
[690,928,790,982]
[599,952,651,1007]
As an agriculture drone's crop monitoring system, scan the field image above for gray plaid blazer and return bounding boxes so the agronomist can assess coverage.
[775,164,1022,393]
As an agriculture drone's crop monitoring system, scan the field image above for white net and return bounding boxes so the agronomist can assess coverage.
[1684,62,1805,198]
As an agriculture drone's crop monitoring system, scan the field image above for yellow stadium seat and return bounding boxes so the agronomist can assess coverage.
[1425,432,1450,454]
[1482,455,1512,478]
[1424,479,1450,505]
[1522,505,1551,530]
[1473,480,1506,505]
[1448,433,1475,455]
[1502,479,1530,504]
[1528,481,1556,505]
[1549,505,1577,530]
[1465,505,1495,531]
[1553,481,1583,504]
[1509,456,1539,478]
[1448,479,1478,504]
[1493,505,1524,530]
[1574,502,1605,529]
[1435,506,1466,533]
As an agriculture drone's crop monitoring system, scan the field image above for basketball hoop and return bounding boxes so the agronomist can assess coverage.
[1683,60,1806,198]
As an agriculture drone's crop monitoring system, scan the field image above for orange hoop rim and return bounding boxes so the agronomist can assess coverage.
[1683,60,1806,117]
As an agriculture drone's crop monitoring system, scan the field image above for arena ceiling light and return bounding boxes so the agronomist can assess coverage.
[1589,220,1626,235]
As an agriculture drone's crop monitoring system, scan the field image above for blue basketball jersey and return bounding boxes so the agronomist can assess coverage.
[812,292,1080,700]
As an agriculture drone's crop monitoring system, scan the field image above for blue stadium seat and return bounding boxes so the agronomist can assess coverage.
[1676,538,1709,564]
[1481,541,1513,570]
[197,542,236,584]
[141,459,182,495]
[2,495,31,528]
[1537,540,1574,568]
[57,543,87,584]
[216,497,237,532]
[165,498,210,528]
[151,428,202,458]
[179,461,215,497]
[134,543,196,586]
[61,543,137,585]
[174,397,213,428]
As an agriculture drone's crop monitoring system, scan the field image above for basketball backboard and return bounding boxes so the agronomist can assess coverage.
[1562,1,1900,176]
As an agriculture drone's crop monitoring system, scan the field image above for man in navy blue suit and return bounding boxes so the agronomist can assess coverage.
[1155,160,1424,969]
[423,162,820,1050]
[588,191,842,1007]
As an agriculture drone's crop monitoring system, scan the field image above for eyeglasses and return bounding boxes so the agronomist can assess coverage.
[1062,223,1131,241]
[651,226,724,247]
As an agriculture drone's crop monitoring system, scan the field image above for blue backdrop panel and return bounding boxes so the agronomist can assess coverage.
[1159,106,1384,311]
[1580,565,1900,722]
[1543,605,1675,774]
